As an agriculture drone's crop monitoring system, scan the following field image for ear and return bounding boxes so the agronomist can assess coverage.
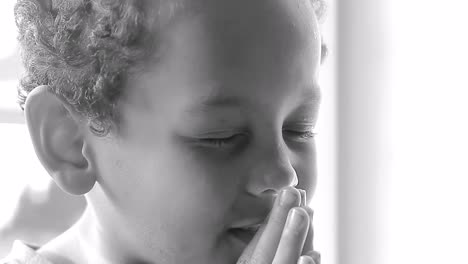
[24,85,97,195]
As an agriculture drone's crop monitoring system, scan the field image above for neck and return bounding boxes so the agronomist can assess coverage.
[76,207,116,264]
[38,205,139,264]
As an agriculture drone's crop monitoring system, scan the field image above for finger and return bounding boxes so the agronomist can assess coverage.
[304,250,321,264]
[301,206,314,254]
[236,216,268,264]
[298,255,316,264]
[237,188,295,264]
[272,207,309,264]
[250,187,301,263]
[299,189,306,207]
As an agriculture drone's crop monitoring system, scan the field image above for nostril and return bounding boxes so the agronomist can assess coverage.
[262,189,277,197]
[261,189,279,206]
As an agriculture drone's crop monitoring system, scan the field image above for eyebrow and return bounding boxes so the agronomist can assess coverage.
[200,94,244,108]
[185,94,245,114]
[187,85,321,113]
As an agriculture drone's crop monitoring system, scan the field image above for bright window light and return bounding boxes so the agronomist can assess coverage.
[0,0,18,60]
[0,124,51,228]
[385,1,468,263]
[0,81,20,111]
[0,0,51,231]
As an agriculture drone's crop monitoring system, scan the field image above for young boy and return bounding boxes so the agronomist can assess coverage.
[2,0,326,263]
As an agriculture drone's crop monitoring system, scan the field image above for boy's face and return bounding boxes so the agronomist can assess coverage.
[86,0,321,263]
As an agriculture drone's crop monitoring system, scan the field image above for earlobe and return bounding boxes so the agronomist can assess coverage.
[24,85,97,195]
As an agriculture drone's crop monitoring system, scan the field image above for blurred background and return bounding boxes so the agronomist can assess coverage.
[0,0,88,257]
[1,0,468,264]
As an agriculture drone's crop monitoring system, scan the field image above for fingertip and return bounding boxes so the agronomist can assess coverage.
[278,186,301,207]
[289,206,310,224]
[305,250,321,264]
[302,206,314,220]
[298,255,316,264]
[298,189,306,206]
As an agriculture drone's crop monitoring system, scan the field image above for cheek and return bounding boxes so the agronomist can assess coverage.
[114,143,239,228]
[98,146,239,258]
[143,152,242,256]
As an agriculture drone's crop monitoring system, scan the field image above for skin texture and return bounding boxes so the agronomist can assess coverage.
[24,0,322,263]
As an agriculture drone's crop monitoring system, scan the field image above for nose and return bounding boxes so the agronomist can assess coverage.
[246,140,298,196]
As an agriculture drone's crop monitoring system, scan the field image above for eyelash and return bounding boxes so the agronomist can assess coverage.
[283,130,318,141]
[199,130,317,148]
[199,135,242,148]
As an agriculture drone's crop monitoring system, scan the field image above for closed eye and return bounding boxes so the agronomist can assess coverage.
[283,129,317,142]
[197,134,247,148]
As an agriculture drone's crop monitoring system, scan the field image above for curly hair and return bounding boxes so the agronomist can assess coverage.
[14,0,327,137]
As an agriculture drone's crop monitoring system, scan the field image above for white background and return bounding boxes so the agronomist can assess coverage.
[385,0,468,263]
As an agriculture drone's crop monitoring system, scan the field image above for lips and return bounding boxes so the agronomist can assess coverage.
[228,197,274,245]
[229,224,261,244]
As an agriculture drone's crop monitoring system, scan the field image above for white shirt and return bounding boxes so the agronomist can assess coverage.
[0,240,53,264]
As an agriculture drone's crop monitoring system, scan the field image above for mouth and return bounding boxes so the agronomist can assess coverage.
[228,224,262,245]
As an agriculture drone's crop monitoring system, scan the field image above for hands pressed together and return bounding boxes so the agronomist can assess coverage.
[237,186,320,264]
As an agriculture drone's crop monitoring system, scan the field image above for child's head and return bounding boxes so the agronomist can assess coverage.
[15,0,326,263]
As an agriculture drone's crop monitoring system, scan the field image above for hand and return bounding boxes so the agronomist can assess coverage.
[237,186,320,264]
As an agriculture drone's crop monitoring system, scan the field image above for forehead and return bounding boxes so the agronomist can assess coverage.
[204,0,320,80]
[202,0,320,50]
[128,0,321,113]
